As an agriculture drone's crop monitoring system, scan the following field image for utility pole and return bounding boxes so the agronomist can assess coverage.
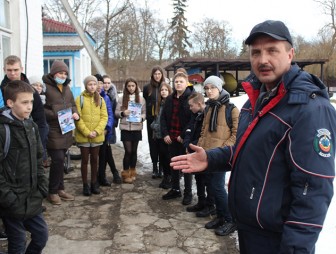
[59,0,106,74]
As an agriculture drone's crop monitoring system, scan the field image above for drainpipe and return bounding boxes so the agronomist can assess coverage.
[59,0,106,74]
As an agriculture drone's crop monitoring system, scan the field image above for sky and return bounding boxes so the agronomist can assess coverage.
[126,93,336,254]
[138,0,329,48]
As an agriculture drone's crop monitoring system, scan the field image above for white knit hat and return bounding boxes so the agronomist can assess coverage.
[204,76,224,92]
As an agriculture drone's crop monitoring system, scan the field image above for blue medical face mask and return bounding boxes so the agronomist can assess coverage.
[54,76,66,84]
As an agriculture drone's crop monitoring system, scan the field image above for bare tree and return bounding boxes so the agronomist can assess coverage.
[191,18,236,58]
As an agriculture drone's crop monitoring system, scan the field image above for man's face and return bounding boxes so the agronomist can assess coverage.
[7,92,33,120]
[249,35,294,90]
[4,62,23,81]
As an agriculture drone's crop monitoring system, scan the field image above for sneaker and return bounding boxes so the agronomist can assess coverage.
[215,222,237,236]
[186,203,205,212]
[58,190,75,201]
[48,194,62,205]
[162,189,182,200]
[205,217,225,229]
[0,231,7,241]
[182,192,193,205]
[196,205,216,217]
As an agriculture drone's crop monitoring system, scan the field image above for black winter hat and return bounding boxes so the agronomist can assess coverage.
[245,20,293,46]
[94,74,104,82]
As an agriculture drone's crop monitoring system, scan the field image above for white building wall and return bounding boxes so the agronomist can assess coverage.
[6,0,43,78]
[19,0,43,77]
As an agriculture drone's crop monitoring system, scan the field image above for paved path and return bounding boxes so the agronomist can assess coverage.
[0,144,239,254]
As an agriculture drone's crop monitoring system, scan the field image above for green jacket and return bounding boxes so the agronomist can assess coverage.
[0,109,48,219]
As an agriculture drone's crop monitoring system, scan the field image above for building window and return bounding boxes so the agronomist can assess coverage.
[0,0,10,29]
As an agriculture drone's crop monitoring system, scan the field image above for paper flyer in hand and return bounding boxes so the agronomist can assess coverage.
[57,108,75,134]
[127,101,142,123]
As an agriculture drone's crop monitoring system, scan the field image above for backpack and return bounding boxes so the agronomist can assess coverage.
[80,95,102,109]
[225,102,236,130]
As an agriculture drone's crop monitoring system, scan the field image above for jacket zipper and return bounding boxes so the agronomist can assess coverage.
[250,187,255,199]
[303,182,309,195]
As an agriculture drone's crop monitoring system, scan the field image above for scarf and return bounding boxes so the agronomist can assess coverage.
[206,90,230,132]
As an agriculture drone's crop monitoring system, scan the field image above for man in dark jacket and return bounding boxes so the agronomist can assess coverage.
[0,80,48,253]
[1,55,48,151]
[171,20,336,254]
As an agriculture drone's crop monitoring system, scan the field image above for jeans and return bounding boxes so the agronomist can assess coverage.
[209,172,232,221]
[2,213,48,254]
[195,173,215,206]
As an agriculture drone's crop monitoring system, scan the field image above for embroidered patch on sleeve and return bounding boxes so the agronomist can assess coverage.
[313,128,332,158]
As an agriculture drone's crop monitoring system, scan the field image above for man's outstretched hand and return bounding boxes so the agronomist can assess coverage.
[170,144,208,173]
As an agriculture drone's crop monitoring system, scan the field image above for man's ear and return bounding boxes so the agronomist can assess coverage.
[6,99,13,108]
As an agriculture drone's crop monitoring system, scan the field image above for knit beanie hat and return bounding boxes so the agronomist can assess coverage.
[83,75,97,87]
[204,75,224,92]
[50,60,69,76]
[28,75,46,92]
[94,74,104,82]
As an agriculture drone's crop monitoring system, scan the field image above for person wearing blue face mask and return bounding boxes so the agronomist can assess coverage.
[42,60,79,205]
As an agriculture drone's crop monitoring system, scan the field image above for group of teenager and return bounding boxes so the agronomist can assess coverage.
[0,55,149,253]
[144,66,239,237]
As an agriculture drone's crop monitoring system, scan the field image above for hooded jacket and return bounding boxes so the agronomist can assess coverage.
[42,73,78,149]
[0,109,48,219]
[74,91,108,144]
[205,64,336,253]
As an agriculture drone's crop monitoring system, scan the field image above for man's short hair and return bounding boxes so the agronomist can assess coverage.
[4,55,22,66]
[173,72,188,83]
[4,80,34,102]
[188,92,204,104]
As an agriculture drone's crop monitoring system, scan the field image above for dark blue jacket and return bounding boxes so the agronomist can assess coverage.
[100,90,114,142]
[183,111,204,153]
[206,64,336,253]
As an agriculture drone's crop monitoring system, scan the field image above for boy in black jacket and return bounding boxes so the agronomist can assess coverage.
[0,80,48,253]
[161,72,195,205]
[183,93,214,213]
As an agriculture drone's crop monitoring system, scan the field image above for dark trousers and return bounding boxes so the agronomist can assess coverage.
[146,120,160,164]
[2,213,48,254]
[48,149,67,194]
[195,173,214,206]
[158,138,170,177]
[209,172,232,221]
[168,141,192,193]
[98,140,117,180]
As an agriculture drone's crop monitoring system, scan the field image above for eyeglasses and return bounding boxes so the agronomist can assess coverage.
[204,86,217,91]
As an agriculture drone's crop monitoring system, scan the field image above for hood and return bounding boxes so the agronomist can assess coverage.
[1,73,30,88]
[0,109,21,127]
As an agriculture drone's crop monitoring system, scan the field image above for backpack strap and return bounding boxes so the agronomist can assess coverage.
[225,102,236,130]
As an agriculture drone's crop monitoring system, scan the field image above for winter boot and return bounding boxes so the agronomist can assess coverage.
[159,175,172,189]
[112,170,122,184]
[152,163,159,179]
[130,167,137,181]
[121,170,133,184]
[91,182,100,195]
[83,183,91,196]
